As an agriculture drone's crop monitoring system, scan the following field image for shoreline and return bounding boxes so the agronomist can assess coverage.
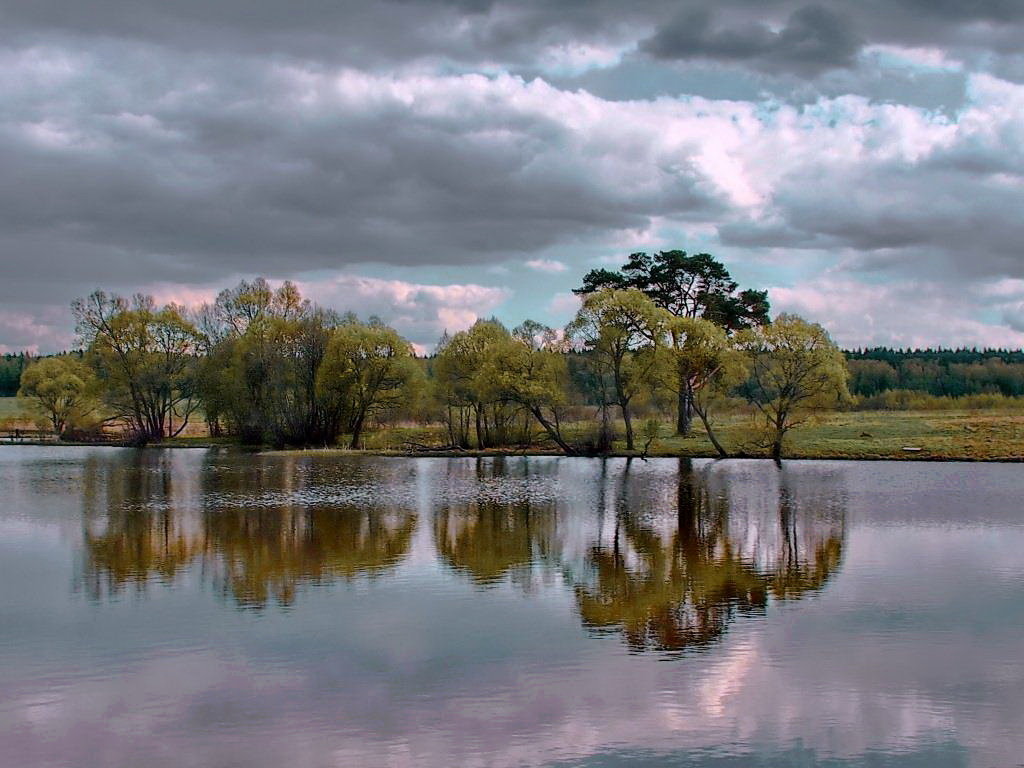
[6,408,1024,462]
[3,440,1022,462]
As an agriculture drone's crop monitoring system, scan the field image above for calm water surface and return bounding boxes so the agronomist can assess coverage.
[1,447,1022,767]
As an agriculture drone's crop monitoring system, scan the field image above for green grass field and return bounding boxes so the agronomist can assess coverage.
[643,410,1024,461]
[0,397,32,428]
[359,409,1024,461]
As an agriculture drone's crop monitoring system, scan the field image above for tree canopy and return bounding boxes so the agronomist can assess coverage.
[17,356,98,437]
[575,250,769,434]
[736,314,850,459]
[568,288,670,451]
[575,250,769,330]
[72,292,202,443]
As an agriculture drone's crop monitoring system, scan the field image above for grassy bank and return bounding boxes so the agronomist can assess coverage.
[0,396,31,429]
[5,395,1022,460]
[647,410,1024,461]
[350,409,1024,461]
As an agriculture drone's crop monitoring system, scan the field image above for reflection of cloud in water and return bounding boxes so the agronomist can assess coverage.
[697,640,759,718]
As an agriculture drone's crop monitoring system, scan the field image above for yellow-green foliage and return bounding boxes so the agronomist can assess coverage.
[317,321,421,448]
[74,291,201,442]
[568,288,671,450]
[17,356,100,436]
[434,320,546,449]
[735,314,850,457]
[41,277,1024,459]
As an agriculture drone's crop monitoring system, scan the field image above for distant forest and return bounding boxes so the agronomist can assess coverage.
[847,348,1024,398]
[6,347,1024,399]
[0,354,28,397]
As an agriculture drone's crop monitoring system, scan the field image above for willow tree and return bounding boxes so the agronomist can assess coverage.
[480,325,577,455]
[434,320,525,448]
[317,321,420,449]
[194,281,344,446]
[209,277,308,337]
[17,356,99,437]
[72,291,202,443]
[567,288,670,452]
[653,317,745,458]
[736,314,849,459]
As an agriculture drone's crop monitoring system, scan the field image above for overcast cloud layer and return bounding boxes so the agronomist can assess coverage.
[2,0,1024,351]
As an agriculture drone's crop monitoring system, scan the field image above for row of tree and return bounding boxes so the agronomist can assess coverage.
[59,282,421,449]
[17,251,850,457]
[847,352,1024,398]
[12,343,1024,400]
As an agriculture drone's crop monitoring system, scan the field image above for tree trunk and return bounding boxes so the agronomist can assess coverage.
[771,413,786,460]
[171,411,191,438]
[446,405,457,446]
[621,402,635,451]
[350,412,365,449]
[676,379,694,435]
[474,405,484,449]
[597,405,611,453]
[694,404,728,458]
[530,406,578,456]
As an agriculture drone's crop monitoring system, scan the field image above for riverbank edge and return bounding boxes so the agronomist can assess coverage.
[3,439,1023,462]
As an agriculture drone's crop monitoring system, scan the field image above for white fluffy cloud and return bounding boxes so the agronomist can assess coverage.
[524,259,568,273]
[771,277,1024,349]
[299,275,510,347]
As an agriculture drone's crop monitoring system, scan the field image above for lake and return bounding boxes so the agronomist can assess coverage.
[1,448,1022,767]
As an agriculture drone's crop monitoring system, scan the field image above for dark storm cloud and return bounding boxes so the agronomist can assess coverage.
[3,0,1023,74]
[0,47,724,298]
[0,0,635,70]
[642,5,862,77]
[635,0,1024,75]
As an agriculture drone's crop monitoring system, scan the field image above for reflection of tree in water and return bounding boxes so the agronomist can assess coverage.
[81,452,201,599]
[202,456,416,608]
[572,459,846,655]
[433,458,558,590]
[772,480,844,600]
[82,453,415,608]
[81,453,843,629]
[204,504,415,608]
[574,519,767,654]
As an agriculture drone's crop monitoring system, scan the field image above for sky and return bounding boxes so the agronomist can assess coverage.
[3,0,1024,353]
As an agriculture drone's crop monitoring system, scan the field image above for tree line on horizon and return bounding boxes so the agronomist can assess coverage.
[8,344,1024,401]
[8,250,1021,457]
